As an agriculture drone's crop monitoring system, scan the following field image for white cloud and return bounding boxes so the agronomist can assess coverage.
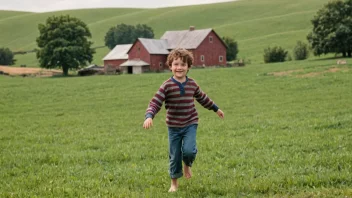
[0,0,235,12]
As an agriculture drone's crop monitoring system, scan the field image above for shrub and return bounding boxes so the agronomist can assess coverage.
[0,47,16,65]
[222,36,239,61]
[286,53,292,61]
[293,41,309,60]
[263,46,288,63]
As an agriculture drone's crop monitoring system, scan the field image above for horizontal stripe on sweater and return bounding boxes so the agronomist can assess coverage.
[166,118,199,127]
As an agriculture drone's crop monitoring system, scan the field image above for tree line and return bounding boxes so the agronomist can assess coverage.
[0,15,238,75]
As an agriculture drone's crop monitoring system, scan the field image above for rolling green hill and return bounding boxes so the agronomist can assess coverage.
[0,0,330,66]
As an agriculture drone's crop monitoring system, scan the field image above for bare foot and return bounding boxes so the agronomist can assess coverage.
[184,165,192,179]
[168,185,177,192]
[168,179,178,192]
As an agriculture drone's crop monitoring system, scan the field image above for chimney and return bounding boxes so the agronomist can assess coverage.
[189,26,195,31]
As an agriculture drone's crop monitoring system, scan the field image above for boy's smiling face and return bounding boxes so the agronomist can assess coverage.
[170,57,188,82]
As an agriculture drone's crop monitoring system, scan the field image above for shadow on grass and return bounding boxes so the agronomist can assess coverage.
[50,74,82,78]
[308,56,351,62]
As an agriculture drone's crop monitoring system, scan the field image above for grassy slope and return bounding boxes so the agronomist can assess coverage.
[0,0,330,66]
[0,59,351,197]
[0,10,32,20]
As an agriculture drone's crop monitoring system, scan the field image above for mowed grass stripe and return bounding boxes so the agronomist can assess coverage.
[214,10,316,29]
[87,9,151,26]
[0,12,35,22]
[239,29,310,42]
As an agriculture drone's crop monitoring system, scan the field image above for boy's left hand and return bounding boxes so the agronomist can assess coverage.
[216,109,224,119]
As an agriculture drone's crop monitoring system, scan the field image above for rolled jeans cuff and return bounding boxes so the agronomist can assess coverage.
[170,172,183,179]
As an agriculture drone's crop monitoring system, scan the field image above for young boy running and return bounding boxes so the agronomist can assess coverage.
[143,48,224,192]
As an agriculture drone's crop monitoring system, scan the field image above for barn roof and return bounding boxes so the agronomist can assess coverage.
[120,59,149,67]
[161,28,214,49]
[103,44,132,60]
[138,38,169,54]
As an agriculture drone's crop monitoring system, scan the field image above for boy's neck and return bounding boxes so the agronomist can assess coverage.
[172,76,187,83]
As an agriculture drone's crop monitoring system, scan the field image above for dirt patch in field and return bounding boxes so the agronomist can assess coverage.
[297,67,349,78]
[0,66,62,77]
[269,69,303,76]
[269,67,349,78]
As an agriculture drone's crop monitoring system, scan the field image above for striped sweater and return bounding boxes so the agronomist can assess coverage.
[145,76,219,127]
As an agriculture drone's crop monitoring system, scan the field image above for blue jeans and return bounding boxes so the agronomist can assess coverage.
[168,124,198,179]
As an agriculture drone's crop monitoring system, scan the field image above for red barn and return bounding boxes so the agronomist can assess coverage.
[103,44,132,73]
[161,26,227,67]
[105,27,227,74]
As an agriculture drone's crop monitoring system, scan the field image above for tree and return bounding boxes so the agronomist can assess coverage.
[263,46,288,63]
[104,23,154,49]
[0,47,16,65]
[222,36,239,61]
[36,15,95,75]
[135,24,154,39]
[307,0,352,57]
[293,41,309,60]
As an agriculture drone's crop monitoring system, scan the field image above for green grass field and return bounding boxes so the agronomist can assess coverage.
[1,58,351,197]
[0,0,330,66]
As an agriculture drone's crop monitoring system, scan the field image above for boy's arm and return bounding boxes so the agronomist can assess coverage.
[194,85,219,112]
[145,85,166,120]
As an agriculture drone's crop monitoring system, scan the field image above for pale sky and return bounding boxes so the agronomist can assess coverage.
[0,0,235,13]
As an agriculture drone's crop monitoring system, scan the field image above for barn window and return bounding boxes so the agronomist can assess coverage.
[219,56,223,62]
[137,47,141,58]
[209,36,213,43]
[201,55,205,62]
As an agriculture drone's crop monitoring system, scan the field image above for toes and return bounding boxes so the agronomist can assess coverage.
[168,188,177,192]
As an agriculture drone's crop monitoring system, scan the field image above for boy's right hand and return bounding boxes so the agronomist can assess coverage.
[143,118,153,129]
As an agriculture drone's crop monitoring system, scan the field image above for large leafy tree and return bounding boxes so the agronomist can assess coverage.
[222,36,239,61]
[0,47,16,65]
[307,0,352,57]
[104,23,154,49]
[36,15,95,75]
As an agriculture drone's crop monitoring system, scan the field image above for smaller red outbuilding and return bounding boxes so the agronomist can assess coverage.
[103,44,132,73]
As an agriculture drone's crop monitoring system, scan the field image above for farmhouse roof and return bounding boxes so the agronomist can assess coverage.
[161,28,213,49]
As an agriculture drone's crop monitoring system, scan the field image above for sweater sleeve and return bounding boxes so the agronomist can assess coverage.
[194,82,219,112]
[145,84,166,119]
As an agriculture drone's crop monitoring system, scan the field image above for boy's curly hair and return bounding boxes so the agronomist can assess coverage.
[166,48,194,67]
